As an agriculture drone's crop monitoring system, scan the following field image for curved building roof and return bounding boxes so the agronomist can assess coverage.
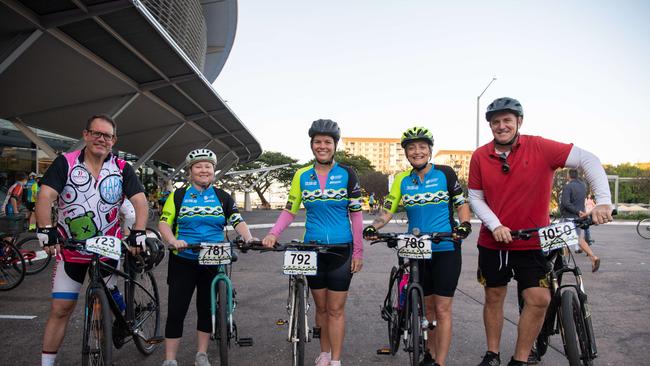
[0,0,260,169]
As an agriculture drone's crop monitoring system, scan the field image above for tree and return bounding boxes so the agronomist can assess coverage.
[223,151,298,208]
[604,163,650,204]
[306,151,375,175]
[359,171,389,199]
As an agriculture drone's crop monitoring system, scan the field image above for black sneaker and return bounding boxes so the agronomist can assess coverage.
[506,358,527,366]
[478,351,501,366]
[419,352,435,366]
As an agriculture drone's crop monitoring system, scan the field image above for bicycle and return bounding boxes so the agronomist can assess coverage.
[175,241,253,366]
[62,236,163,365]
[238,240,342,366]
[0,215,26,290]
[371,229,459,366]
[512,216,600,366]
[636,217,650,239]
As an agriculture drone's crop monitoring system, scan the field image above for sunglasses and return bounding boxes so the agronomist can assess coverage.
[498,153,510,174]
[86,129,115,141]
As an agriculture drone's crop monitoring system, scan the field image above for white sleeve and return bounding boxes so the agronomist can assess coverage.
[564,146,612,206]
[468,189,502,231]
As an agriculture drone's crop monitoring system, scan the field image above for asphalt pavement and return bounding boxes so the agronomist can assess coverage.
[0,211,648,365]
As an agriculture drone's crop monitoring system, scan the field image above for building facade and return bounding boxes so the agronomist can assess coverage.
[340,137,410,174]
[433,150,473,182]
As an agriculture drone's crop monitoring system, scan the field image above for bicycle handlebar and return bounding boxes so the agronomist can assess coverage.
[510,210,617,240]
[370,231,461,246]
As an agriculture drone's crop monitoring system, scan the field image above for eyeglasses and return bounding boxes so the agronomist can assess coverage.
[498,153,510,174]
[86,129,115,141]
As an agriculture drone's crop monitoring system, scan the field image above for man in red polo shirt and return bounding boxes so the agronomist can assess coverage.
[468,97,612,366]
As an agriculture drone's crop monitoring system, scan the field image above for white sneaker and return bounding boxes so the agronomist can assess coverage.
[195,352,211,366]
[315,352,331,366]
[162,360,177,366]
[329,360,341,366]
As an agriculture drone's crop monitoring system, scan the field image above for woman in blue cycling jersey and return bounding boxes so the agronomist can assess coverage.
[363,126,471,366]
[158,148,255,366]
[262,119,364,366]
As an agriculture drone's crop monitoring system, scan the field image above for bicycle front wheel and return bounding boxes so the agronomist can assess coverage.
[409,289,425,366]
[560,290,591,366]
[82,288,113,366]
[292,279,306,366]
[132,271,161,355]
[636,218,650,239]
[15,236,52,274]
[217,280,229,366]
[0,241,25,291]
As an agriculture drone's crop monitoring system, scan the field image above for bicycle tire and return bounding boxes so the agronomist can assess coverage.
[409,289,424,366]
[636,218,650,239]
[132,271,161,355]
[82,288,113,366]
[15,236,52,274]
[583,302,598,360]
[560,290,583,366]
[293,279,306,366]
[0,241,25,291]
[217,280,229,366]
[387,267,402,355]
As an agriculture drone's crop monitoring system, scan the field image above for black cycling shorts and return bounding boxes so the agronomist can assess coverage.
[477,246,550,290]
[307,245,352,292]
[25,202,35,212]
[417,247,462,297]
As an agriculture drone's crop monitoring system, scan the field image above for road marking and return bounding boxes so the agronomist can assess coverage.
[0,315,37,320]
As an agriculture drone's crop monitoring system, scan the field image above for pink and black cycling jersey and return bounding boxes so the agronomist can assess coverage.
[40,149,144,263]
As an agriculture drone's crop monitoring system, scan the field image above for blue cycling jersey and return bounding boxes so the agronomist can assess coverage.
[384,164,466,252]
[285,163,362,245]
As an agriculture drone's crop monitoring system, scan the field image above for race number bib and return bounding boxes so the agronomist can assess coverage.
[85,236,121,260]
[283,250,317,275]
[198,243,232,265]
[538,222,579,253]
[397,235,432,259]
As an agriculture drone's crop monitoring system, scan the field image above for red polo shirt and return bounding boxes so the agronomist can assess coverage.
[468,135,572,250]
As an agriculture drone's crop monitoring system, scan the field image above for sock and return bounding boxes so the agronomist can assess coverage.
[329,360,341,366]
[42,352,57,366]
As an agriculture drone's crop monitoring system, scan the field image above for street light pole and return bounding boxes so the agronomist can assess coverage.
[476,77,497,149]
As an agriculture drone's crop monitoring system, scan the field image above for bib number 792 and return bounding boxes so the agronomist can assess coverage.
[283,250,317,275]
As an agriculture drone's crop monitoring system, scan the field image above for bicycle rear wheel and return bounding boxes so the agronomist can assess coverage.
[409,289,425,366]
[15,236,52,274]
[217,280,229,366]
[636,218,650,239]
[0,240,25,291]
[132,271,161,355]
[292,279,306,366]
[386,267,402,355]
[82,288,113,366]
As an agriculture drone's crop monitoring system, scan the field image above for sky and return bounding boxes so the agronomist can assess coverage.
[213,0,650,165]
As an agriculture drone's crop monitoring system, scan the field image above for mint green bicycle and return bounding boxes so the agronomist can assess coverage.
[181,242,253,366]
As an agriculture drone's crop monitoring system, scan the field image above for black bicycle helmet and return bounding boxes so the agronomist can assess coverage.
[485,97,524,121]
[308,119,341,143]
[400,126,434,148]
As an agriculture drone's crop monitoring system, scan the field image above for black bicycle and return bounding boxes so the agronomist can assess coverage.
[513,216,599,366]
[239,240,341,366]
[371,229,459,366]
[0,215,27,290]
[62,236,163,365]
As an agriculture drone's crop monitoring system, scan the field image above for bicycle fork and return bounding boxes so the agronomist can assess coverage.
[286,276,310,344]
[210,274,233,339]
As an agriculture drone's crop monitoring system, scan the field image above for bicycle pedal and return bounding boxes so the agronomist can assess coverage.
[427,321,437,330]
[237,337,253,347]
[312,326,321,339]
[376,347,391,355]
[145,335,164,345]
[276,319,287,326]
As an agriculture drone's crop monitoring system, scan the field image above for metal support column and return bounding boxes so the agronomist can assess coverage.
[0,30,42,75]
[132,122,185,170]
[9,118,57,159]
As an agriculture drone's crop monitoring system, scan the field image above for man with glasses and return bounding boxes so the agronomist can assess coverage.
[468,97,612,366]
[35,114,149,366]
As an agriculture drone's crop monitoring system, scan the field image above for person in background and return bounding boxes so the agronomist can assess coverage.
[1,172,28,216]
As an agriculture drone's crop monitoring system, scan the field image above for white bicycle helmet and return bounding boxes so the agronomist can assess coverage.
[185,148,217,167]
